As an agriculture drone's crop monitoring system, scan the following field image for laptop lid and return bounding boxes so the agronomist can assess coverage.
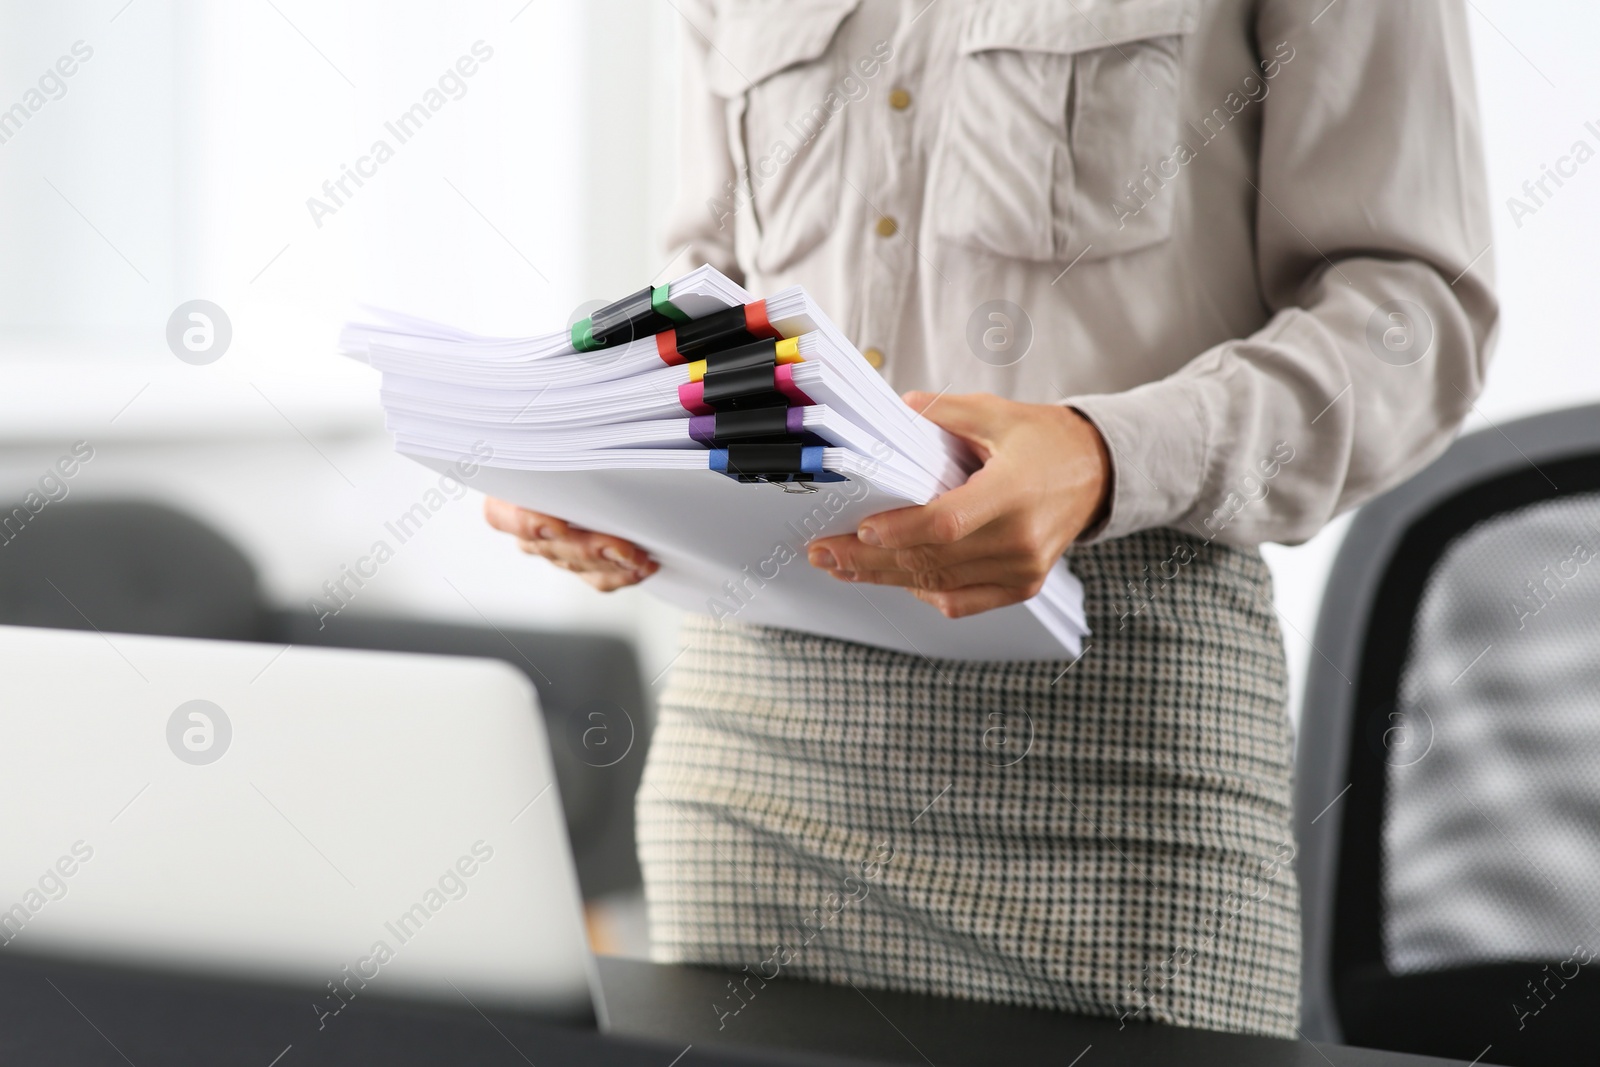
[0,624,605,1027]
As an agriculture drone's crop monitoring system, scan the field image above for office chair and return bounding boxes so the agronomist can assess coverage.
[1297,403,1600,1065]
[0,499,652,901]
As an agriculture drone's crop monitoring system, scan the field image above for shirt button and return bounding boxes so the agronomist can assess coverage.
[875,216,898,238]
[888,88,912,110]
[862,347,885,369]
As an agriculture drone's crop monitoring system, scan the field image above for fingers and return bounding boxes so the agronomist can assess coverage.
[517,530,659,590]
[854,473,1010,551]
[515,528,647,570]
[825,558,1041,593]
[808,521,1029,583]
[912,584,1029,619]
[484,497,657,592]
[484,496,567,541]
[901,391,1009,450]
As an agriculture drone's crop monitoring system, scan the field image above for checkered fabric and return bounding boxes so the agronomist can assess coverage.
[636,529,1301,1038]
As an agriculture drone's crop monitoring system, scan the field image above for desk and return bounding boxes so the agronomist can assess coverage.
[598,958,1471,1067]
[0,950,1474,1066]
[0,950,801,1067]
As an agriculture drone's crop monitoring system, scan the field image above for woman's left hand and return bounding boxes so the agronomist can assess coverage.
[806,392,1112,618]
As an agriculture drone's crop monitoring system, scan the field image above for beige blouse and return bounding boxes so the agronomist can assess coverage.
[665,0,1498,546]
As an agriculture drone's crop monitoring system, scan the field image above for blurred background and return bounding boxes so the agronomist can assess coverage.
[0,0,688,678]
[2,0,1598,957]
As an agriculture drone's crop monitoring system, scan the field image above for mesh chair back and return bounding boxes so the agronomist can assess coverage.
[1385,491,1600,976]
[1296,404,1600,1065]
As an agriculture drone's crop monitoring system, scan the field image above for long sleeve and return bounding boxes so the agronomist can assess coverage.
[662,0,744,284]
[1066,0,1499,547]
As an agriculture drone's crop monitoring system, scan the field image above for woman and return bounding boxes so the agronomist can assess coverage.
[485,0,1497,1037]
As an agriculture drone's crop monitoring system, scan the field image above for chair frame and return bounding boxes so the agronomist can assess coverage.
[1297,402,1600,1047]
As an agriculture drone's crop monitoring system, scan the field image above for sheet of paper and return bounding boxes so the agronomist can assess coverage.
[426,458,1082,662]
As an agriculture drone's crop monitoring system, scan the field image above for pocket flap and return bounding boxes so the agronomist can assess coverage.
[703,0,864,97]
[960,0,1196,57]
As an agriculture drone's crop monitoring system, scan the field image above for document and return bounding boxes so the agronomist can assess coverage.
[343,267,1088,661]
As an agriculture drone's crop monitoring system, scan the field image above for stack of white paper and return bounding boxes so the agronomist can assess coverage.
[342,267,1088,661]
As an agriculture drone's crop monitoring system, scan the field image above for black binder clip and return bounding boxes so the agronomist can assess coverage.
[700,337,792,372]
[688,405,811,446]
[712,443,842,492]
[701,362,789,411]
[571,285,689,352]
[662,304,757,362]
[657,298,785,364]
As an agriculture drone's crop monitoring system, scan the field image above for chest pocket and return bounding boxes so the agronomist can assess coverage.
[929,0,1196,265]
[703,0,863,276]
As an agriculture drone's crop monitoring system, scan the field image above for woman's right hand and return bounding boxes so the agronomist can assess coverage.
[483,497,658,592]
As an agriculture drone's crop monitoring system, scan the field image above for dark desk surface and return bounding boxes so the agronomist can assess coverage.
[597,957,1472,1067]
[0,949,1473,1067]
[0,950,834,1067]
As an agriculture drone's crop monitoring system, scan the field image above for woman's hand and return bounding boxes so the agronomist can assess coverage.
[483,497,658,592]
[806,392,1111,618]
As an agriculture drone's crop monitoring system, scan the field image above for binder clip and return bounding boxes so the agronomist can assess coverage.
[678,362,815,416]
[696,336,801,372]
[689,405,811,446]
[686,337,803,407]
[655,299,783,364]
[711,444,843,491]
[571,285,689,352]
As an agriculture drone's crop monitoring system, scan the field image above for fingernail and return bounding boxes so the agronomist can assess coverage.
[810,548,836,569]
[537,526,558,540]
[600,546,632,566]
[858,526,881,547]
[838,570,857,581]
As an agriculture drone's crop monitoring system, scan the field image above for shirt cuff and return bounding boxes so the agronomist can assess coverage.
[1062,376,1212,544]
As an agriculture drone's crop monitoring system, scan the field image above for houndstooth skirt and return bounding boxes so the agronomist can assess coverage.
[635,529,1301,1037]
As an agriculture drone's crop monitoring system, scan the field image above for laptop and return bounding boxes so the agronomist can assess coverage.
[0,623,607,1028]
